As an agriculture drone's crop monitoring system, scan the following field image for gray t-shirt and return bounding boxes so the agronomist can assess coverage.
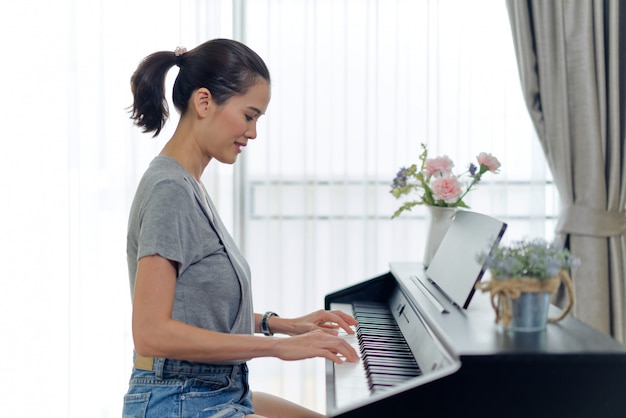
[127,157,254,349]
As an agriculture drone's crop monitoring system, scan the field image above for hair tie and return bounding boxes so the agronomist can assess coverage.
[174,46,187,67]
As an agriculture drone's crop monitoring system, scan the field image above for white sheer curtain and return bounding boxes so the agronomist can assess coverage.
[0,1,234,416]
[0,0,555,416]
[242,0,556,412]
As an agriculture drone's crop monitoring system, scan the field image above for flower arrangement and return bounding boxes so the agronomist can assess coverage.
[478,238,580,281]
[390,143,501,218]
[476,238,579,328]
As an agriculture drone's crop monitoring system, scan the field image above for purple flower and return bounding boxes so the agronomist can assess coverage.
[391,167,408,190]
[469,163,477,176]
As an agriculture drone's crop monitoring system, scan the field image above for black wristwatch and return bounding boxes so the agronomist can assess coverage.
[261,311,279,336]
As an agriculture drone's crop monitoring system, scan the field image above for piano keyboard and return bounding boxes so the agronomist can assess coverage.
[330,287,457,411]
[332,301,424,407]
[352,301,422,392]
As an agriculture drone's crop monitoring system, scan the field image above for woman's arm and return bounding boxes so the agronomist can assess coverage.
[254,310,358,336]
[132,255,359,364]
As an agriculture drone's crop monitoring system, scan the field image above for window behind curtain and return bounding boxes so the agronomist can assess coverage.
[0,0,556,416]
[242,0,557,412]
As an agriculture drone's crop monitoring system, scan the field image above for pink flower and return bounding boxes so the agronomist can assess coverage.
[424,155,454,177]
[431,176,462,204]
[477,152,501,173]
[390,143,502,217]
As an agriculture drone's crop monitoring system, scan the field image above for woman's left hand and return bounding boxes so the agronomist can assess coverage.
[281,309,358,336]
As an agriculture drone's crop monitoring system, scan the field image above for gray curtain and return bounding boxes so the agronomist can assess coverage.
[506,0,626,342]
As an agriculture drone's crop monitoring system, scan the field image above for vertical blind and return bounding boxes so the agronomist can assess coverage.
[0,0,555,416]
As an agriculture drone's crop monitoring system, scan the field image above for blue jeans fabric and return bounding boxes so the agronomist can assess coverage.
[122,357,254,418]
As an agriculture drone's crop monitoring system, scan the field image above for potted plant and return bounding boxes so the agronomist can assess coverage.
[476,238,579,332]
[390,143,501,265]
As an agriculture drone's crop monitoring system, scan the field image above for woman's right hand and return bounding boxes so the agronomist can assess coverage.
[273,329,359,364]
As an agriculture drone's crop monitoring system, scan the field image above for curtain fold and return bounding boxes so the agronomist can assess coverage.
[506,0,626,341]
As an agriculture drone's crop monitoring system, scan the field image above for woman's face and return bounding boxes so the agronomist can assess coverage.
[203,79,271,164]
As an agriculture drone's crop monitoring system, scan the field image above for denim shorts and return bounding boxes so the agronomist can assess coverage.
[122,356,254,418]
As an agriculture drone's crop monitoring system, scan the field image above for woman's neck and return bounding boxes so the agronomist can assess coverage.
[160,125,210,181]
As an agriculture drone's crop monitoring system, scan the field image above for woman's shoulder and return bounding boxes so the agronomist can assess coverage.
[147,156,186,177]
[136,157,196,201]
[141,156,191,185]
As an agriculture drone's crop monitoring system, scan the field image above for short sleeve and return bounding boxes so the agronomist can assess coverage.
[136,179,195,267]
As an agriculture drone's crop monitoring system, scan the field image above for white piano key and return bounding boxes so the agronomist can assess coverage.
[333,330,370,408]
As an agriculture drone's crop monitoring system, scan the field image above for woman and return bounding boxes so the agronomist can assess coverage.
[122,39,359,418]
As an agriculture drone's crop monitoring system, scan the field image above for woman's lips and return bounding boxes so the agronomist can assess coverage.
[235,141,246,153]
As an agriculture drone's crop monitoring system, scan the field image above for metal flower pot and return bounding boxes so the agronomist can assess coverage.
[508,292,551,332]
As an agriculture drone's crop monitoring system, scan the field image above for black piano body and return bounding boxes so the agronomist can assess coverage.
[325,262,626,418]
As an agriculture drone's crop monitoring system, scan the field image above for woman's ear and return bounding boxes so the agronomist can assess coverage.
[191,87,213,117]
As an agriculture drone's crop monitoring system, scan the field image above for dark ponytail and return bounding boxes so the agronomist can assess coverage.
[129,52,177,137]
[129,39,270,137]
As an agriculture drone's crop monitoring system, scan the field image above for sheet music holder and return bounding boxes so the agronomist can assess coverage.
[423,210,507,309]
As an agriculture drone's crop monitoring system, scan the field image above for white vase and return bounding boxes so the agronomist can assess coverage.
[423,205,457,267]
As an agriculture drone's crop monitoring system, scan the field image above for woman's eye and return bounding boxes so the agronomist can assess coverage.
[245,115,254,122]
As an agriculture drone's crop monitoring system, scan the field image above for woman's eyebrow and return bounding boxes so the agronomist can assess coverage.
[247,106,264,116]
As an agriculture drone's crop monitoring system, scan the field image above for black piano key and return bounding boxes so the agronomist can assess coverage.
[359,323,396,328]
[366,365,421,376]
[359,338,412,350]
[351,300,423,394]
[364,354,416,364]
[359,334,402,340]
[358,317,395,322]
[358,334,406,341]
[359,327,402,333]
[366,364,421,376]
[361,349,414,359]
[358,325,403,332]
[355,312,395,318]
[358,334,405,341]
[360,346,413,355]
[363,357,421,369]
[358,322,399,329]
